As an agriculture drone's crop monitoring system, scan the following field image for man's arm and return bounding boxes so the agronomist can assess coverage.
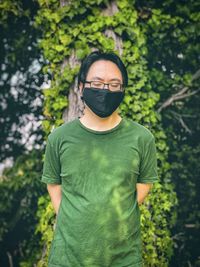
[47,184,62,215]
[136,183,153,205]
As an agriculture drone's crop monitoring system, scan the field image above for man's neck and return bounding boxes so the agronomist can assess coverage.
[79,108,122,131]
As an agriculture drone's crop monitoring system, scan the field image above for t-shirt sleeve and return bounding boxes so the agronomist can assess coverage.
[41,137,62,185]
[137,136,159,184]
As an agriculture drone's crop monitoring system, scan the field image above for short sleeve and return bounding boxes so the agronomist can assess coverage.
[41,137,61,184]
[137,136,159,183]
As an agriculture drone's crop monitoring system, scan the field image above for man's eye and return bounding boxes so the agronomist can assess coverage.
[92,82,102,87]
[111,83,119,87]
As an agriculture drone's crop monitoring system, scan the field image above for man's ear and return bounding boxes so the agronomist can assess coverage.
[79,82,83,92]
[79,82,84,100]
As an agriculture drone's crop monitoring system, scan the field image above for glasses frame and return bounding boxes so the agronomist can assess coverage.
[84,80,125,92]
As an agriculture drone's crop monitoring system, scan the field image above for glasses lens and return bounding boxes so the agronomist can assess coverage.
[109,83,122,91]
[88,81,123,91]
[91,81,104,88]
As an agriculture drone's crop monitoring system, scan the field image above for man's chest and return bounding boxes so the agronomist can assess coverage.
[59,138,141,188]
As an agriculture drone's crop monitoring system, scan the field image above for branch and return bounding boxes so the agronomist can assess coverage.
[169,110,193,134]
[184,224,197,228]
[157,69,200,113]
[6,251,13,267]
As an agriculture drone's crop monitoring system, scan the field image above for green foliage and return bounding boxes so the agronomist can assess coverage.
[34,196,56,267]
[135,1,200,265]
[0,150,46,266]
[0,0,46,162]
[33,0,179,266]
[0,0,24,23]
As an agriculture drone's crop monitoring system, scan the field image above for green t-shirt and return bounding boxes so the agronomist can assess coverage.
[41,116,159,267]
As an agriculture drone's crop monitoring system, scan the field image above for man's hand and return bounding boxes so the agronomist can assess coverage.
[47,184,62,215]
[136,183,153,205]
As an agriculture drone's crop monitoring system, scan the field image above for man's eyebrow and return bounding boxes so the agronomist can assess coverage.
[91,77,122,82]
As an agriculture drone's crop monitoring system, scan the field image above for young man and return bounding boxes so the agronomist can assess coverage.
[41,51,159,266]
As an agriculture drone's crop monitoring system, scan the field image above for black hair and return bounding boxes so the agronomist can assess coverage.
[77,50,128,88]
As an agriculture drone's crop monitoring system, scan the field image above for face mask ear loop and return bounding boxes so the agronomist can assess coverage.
[79,82,85,102]
[80,88,85,102]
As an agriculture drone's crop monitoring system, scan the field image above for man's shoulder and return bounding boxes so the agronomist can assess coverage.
[48,118,77,144]
[125,117,155,141]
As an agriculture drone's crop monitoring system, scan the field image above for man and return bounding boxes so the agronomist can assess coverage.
[41,50,159,266]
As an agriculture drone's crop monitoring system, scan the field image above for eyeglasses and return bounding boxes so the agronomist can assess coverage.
[84,80,124,92]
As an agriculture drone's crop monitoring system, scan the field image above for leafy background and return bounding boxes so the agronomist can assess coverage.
[0,0,199,266]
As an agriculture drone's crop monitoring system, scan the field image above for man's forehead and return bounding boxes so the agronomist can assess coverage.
[86,60,123,81]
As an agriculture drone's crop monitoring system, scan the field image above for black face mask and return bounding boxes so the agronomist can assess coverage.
[81,87,125,118]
